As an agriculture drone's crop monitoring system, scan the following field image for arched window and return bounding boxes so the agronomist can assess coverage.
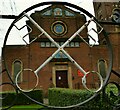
[98,59,107,79]
[12,60,22,82]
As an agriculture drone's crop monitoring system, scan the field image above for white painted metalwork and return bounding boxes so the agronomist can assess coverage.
[15,12,104,92]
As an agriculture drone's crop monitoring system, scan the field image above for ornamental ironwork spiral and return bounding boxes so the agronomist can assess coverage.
[0,1,114,110]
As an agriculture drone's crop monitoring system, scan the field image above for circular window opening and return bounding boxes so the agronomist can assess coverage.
[51,21,67,36]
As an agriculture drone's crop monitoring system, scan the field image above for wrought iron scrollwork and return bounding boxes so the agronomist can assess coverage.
[103,70,120,109]
[1,1,113,109]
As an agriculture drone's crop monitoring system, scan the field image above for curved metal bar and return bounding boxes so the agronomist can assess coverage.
[100,30,113,89]
[103,81,120,108]
[82,71,103,92]
[105,82,120,97]
[111,69,120,78]
[15,69,39,92]
[2,1,113,109]
[0,82,18,110]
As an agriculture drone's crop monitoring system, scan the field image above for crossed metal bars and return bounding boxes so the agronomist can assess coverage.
[14,12,104,92]
[1,1,114,109]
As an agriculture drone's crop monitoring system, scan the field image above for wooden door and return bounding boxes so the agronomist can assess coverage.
[56,70,68,88]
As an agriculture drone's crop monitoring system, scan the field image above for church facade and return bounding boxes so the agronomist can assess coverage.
[2,3,119,94]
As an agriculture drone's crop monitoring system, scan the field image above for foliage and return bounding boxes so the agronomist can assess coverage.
[48,87,120,110]
[49,88,94,107]
[1,89,43,107]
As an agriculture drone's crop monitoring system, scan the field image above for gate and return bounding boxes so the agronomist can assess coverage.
[0,1,119,110]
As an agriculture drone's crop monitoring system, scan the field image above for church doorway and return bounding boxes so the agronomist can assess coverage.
[52,63,73,89]
[56,70,68,88]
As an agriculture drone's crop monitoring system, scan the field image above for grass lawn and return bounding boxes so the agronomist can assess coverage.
[2,104,45,110]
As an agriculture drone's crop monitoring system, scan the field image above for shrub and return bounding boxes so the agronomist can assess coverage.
[1,89,43,106]
[1,92,16,107]
[48,88,119,110]
[49,88,93,107]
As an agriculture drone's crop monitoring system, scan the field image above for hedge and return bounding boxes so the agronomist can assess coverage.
[1,89,43,106]
[49,88,94,108]
[48,88,119,110]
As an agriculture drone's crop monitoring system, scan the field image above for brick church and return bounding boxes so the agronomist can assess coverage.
[1,2,120,93]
